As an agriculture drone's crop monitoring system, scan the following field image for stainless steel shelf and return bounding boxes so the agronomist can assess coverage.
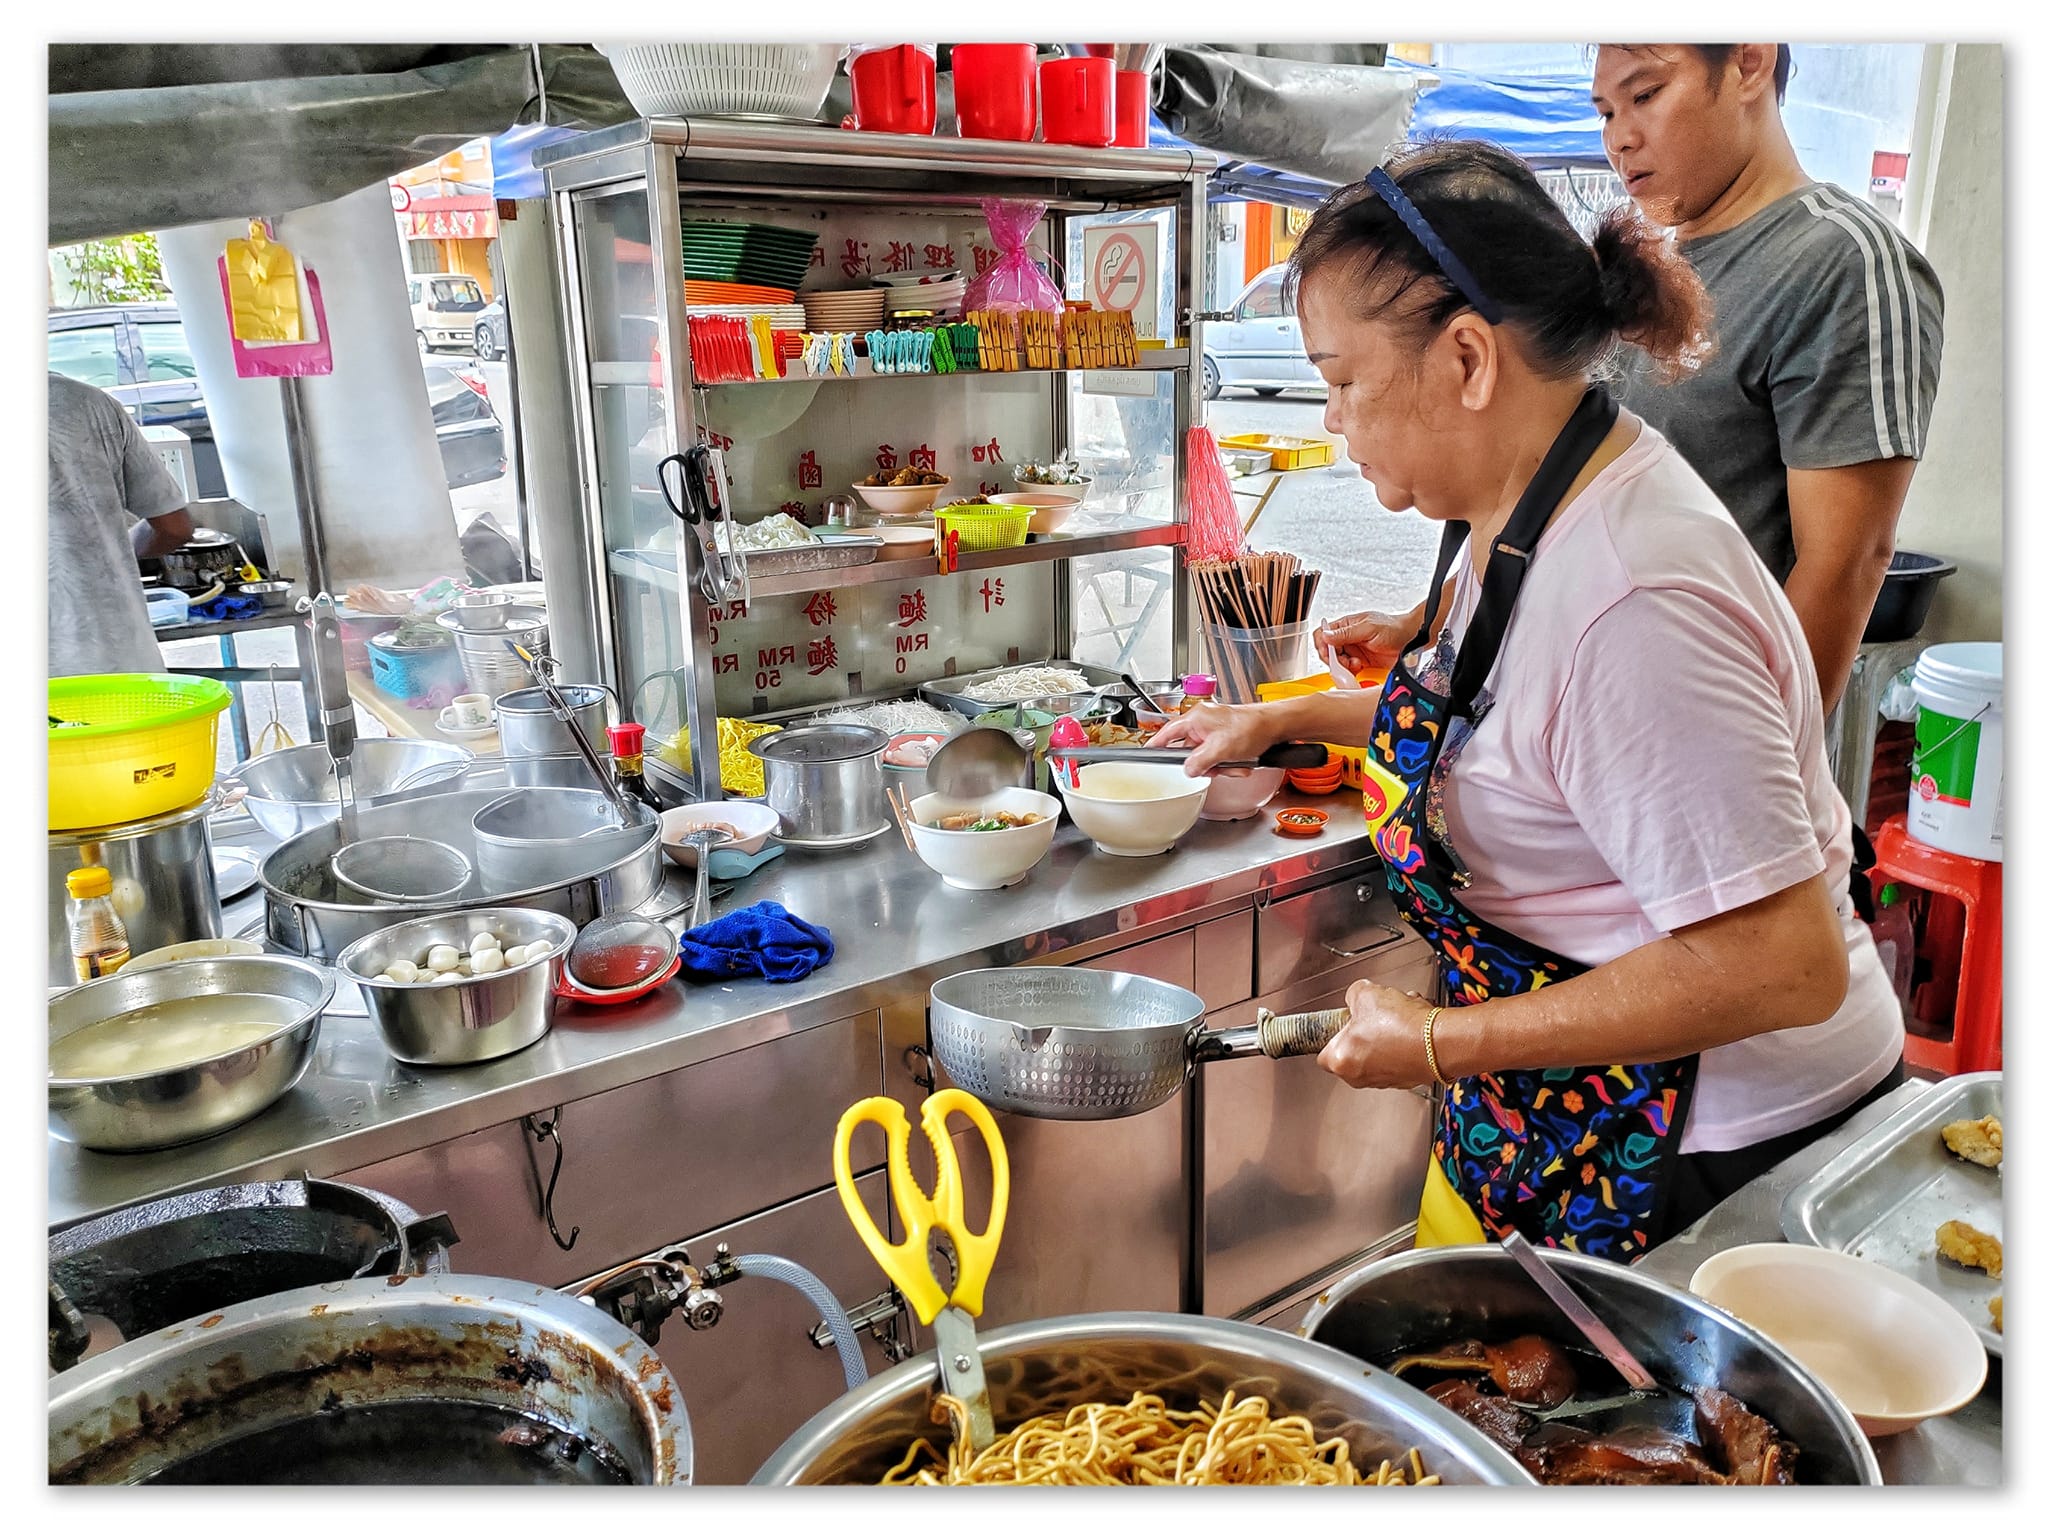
[697,351,1188,388]
[609,521,1181,601]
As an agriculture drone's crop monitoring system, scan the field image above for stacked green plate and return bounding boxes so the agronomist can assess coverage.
[680,221,748,281]
[739,223,819,290]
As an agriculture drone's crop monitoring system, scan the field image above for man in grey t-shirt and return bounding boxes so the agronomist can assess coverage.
[1593,45,1944,715]
[48,372,196,678]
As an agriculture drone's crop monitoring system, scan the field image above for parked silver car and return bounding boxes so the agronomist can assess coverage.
[1200,263,1323,400]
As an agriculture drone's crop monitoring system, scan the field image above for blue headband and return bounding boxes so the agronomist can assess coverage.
[1365,167,1503,325]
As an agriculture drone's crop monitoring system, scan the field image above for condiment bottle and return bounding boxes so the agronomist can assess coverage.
[1180,674,1218,711]
[607,722,661,811]
[66,866,131,982]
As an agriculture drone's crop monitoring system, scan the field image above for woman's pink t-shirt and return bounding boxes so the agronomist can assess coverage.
[1423,426,1901,1153]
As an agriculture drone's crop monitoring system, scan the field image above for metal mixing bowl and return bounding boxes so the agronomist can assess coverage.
[1301,1245,1882,1485]
[48,956,333,1152]
[336,908,577,1066]
[48,1273,692,1485]
[752,1310,1534,1484]
[227,739,474,841]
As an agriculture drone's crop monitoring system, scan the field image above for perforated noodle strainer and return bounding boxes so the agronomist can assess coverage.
[565,915,680,999]
[330,836,473,903]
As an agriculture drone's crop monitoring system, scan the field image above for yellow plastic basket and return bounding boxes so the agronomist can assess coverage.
[1217,432,1337,472]
[48,674,233,830]
[935,505,1031,570]
[1256,671,1385,792]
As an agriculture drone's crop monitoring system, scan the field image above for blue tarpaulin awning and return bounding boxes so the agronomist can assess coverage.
[1391,56,1606,165]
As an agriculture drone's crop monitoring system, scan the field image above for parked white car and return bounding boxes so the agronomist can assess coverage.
[409,273,489,353]
[1201,263,1323,400]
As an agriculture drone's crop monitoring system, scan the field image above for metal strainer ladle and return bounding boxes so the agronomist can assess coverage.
[927,967,1430,1122]
[330,836,473,904]
[566,914,681,996]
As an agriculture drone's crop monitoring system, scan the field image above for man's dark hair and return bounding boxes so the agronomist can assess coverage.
[1694,44,1793,104]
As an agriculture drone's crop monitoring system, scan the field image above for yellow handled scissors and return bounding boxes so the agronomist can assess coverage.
[833,1088,1010,1449]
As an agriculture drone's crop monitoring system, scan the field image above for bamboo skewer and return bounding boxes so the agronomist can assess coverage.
[885,785,918,852]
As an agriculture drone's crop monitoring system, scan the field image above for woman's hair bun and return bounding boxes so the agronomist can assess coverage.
[1591,208,1714,379]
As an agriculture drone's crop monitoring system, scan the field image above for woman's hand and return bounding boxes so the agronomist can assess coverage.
[1147,702,1285,777]
[1317,979,1437,1089]
[1315,609,1416,677]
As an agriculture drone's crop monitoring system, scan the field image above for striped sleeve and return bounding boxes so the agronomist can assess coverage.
[1771,187,1945,465]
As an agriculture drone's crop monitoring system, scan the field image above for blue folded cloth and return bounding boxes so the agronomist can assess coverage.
[678,900,833,984]
[187,593,265,623]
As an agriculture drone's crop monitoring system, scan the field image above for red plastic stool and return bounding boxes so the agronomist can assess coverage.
[1872,815,2002,1076]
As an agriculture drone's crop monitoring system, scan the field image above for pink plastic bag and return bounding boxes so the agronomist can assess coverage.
[962,198,1065,313]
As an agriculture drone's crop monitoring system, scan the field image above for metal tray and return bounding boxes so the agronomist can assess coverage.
[733,532,883,577]
[920,660,1124,719]
[1781,1071,2003,1357]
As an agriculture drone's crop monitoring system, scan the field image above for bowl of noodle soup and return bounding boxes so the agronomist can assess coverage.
[750,1311,1535,1486]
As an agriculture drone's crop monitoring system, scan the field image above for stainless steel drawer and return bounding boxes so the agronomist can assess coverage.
[1256,870,1411,995]
[340,1010,884,1289]
[1201,938,1437,1318]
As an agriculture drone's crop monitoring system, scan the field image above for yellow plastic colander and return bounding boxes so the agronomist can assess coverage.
[48,674,232,830]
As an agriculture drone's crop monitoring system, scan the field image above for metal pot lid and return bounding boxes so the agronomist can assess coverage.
[495,684,609,715]
[751,723,888,763]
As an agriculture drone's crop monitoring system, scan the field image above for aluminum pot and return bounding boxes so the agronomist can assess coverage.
[470,789,660,893]
[48,1273,693,1485]
[496,683,615,766]
[47,955,333,1153]
[1301,1245,1881,1485]
[225,738,474,842]
[258,788,662,964]
[48,1179,457,1373]
[752,1310,1533,1485]
[336,907,578,1066]
[750,722,889,848]
[48,793,221,982]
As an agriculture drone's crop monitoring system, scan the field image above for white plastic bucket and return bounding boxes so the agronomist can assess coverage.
[1908,642,2003,862]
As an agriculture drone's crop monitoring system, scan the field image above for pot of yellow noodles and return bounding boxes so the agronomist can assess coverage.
[750,1311,1536,1486]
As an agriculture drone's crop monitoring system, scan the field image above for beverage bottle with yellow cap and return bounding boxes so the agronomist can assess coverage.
[66,866,131,982]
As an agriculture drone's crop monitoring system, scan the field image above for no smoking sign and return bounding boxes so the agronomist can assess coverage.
[1082,223,1160,339]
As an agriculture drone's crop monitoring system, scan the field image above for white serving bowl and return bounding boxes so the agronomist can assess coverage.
[660,801,782,868]
[1690,1243,1988,1437]
[852,479,949,517]
[907,788,1062,891]
[1055,761,1209,857]
[125,937,267,971]
[1196,766,1286,822]
[989,490,1082,535]
[874,525,936,559]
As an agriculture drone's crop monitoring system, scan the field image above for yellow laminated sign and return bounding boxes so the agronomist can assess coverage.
[223,220,304,343]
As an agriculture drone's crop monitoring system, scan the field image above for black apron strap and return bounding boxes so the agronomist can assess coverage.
[1447,387,1620,717]
[1405,519,1472,655]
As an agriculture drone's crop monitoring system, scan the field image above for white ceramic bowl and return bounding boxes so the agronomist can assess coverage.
[124,937,267,971]
[907,788,1062,891]
[1013,472,1093,499]
[1196,766,1286,821]
[1055,761,1209,857]
[660,801,782,868]
[1690,1243,1988,1437]
[874,525,936,559]
[852,479,948,517]
[989,490,1081,535]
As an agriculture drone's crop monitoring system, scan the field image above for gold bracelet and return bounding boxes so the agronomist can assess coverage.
[1421,1005,1454,1089]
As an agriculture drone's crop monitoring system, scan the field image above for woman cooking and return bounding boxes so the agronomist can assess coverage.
[1153,142,1905,1260]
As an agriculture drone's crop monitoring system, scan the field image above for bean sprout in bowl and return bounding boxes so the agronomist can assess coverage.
[1056,762,1209,858]
[908,787,1061,890]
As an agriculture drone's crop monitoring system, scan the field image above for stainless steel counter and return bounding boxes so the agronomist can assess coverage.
[50,798,1377,1230]
[1638,1077,2003,1487]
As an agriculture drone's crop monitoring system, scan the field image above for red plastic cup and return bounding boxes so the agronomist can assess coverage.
[849,44,937,135]
[1114,69,1152,148]
[952,43,1039,142]
[1040,56,1115,148]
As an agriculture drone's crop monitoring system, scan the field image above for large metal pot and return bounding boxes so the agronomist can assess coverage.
[750,722,889,848]
[1301,1246,1881,1485]
[752,1310,1534,1485]
[47,955,333,1153]
[258,788,662,963]
[48,1273,693,1485]
[470,787,659,893]
[48,793,221,981]
[225,739,473,842]
[48,1179,457,1374]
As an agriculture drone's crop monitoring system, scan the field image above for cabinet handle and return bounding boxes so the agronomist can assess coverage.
[1320,923,1405,959]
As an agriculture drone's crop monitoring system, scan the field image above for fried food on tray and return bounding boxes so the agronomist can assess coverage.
[1935,1219,2003,1279]
[1940,1114,2003,1168]
[1990,1296,2003,1333]
[1082,720,1152,747]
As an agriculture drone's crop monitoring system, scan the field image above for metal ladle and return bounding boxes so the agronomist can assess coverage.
[924,726,1032,801]
[678,826,735,930]
[511,644,635,820]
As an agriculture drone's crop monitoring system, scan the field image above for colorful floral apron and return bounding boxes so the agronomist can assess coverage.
[1359,388,1698,1262]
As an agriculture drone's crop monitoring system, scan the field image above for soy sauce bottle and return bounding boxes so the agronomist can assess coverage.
[607,722,662,811]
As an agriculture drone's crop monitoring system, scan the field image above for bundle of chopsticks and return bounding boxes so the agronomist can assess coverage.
[1189,552,1322,702]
